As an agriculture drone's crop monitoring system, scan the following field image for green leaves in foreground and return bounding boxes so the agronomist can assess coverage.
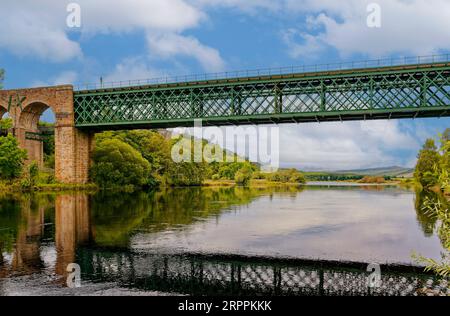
[413,252,450,279]
[0,135,27,181]
[0,118,13,130]
[413,195,450,281]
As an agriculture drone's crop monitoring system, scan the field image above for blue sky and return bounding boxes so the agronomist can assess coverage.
[0,0,449,170]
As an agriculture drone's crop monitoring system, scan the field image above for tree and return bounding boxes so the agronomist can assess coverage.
[235,166,253,186]
[20,161,39,189]
[289,170,307,184]
[0,118,12,137]
[0,135,27,181]
[96,130,172,178]
[439,130,450,191]
[90,139,151,189]
[268,169,306,184]
[415,139,441,188]
[0,118,12,130]
[441,128,450,144]
[37,122,56,168]
[165,162,205,186]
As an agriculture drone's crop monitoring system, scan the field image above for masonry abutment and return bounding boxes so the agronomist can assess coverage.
[0,85,91,184]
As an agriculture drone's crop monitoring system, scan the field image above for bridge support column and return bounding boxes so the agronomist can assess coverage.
[55,127,93,184]
[1,86,94,184]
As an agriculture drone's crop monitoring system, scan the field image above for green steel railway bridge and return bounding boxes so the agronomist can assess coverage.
[0,55,449,183]
[73,56,450,129]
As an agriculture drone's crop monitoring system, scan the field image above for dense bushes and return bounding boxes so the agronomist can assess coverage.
[265,169,307,184]
[0,135,27,181]
[415,129,450,192]
[358,176,386,184]
[234,166,253,186]
[91,138,151,190]
[0,123,308,191]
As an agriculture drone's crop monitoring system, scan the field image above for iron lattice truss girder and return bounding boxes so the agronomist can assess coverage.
[74,63,450,130]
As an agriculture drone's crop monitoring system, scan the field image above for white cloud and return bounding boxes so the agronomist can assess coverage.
[282,0,450,58]
[147,33,225,71]
[277,120,419,170]
[30,70,78,88]
[53,71,78,85]
[79,0,204,34]
[195,0,450,58]
[0,0,218,67]
[0,2,81,62]
[103,57,162,83]
[175,119,420,170]
[191,0,281,14]
[282,29,327,60]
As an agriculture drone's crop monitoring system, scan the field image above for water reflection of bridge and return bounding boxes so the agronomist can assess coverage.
[1,190,448,296]
[78,250,446,296]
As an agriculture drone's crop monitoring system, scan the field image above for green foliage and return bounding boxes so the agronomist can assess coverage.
[439,130,450,193]
[0,198,22,252]
[267,169,306,184]
[165,162,205,186]
[0,118,12,130]
[0,135,27,181]
[413,132,450,283]
[97,130,171,175]
[234,167,252,186]
[29,161,39,181]
[90,138,151,190]
[90,131,306,190]
[25,122,56,169]
[20,161,40,189]
[217,162,257,180]
[413,194,450,280]
[358,176,386,184]
[288,171,307,184]
[304,172,364,181]
[414,131,450,192]
[415,139,441,188]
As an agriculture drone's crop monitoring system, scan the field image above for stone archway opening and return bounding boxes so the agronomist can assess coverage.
[0,105,10,136]
[18,102,56,169]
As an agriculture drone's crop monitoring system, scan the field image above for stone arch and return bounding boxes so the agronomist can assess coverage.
[19,101,55,131]
[0,104,9,137]
[0,85,92,184]
[17,101,55,167]
[0,104,7,118]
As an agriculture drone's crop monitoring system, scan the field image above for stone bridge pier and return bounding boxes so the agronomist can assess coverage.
[0,86,92,184]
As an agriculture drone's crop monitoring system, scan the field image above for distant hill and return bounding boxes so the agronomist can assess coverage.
[334,166,414,178]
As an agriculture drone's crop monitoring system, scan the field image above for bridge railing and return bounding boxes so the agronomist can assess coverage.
[74,54,450,91]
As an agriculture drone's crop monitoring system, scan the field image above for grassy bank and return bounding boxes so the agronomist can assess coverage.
[0,180,98,193]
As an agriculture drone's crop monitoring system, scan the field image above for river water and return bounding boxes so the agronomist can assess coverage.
[0,184,448,296]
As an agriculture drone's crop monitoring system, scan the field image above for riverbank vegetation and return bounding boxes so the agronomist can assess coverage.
[413,129,449,285]
[414,129,450,195]
[91,130,306,190]
[0,127,306,192]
